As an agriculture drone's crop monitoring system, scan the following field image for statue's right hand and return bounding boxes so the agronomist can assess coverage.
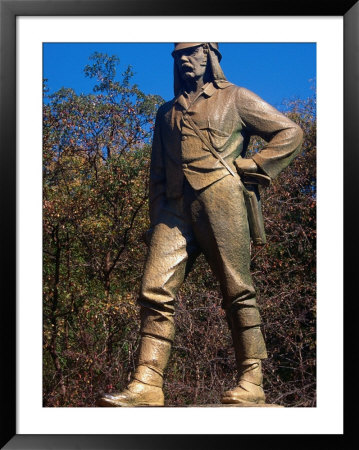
[234,158,258,176]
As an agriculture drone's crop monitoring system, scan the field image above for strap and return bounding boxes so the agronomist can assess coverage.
[185,114,236,177]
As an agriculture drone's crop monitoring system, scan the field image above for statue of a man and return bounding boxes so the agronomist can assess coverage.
[98,43,303,407]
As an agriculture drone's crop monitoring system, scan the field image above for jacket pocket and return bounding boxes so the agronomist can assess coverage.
[199,126,230,151]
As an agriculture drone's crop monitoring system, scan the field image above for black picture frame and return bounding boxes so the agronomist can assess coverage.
[1,0,356,448]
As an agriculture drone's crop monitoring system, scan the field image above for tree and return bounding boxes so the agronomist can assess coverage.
[43,53,163,406]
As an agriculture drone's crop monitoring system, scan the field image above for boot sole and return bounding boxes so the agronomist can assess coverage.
[96,398,164,407]
[221,397,265,405]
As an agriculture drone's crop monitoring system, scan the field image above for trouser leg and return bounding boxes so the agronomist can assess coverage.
[188,175,267,403]
[97,199,198,406]
[189,175,267,362]
[136,199,199,384]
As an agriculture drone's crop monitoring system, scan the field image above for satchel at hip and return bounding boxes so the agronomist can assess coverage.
[241,172,270,246]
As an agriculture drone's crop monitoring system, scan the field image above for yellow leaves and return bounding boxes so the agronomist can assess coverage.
[81,215,112,233]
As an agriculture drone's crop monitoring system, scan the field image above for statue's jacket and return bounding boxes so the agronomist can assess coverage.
[149,80,303,226]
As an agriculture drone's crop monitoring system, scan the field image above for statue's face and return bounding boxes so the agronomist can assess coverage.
[174,45,208,82]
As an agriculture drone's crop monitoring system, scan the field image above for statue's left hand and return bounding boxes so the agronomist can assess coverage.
[234,158,258,175]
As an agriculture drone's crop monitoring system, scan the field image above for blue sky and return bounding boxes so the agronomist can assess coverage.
[43,43,316,109]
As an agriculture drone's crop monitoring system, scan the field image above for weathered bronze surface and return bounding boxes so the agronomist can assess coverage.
[97,43,303,407]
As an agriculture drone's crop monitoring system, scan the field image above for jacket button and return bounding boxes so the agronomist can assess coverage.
[182,163,188,169]
[182,136,187,141]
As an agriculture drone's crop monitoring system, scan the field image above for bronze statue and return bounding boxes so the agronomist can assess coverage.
[97,43,303,407]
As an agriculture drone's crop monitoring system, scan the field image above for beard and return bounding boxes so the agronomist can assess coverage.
[181,71,195,80]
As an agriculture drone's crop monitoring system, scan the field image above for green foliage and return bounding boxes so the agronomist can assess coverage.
[43,54,316,407]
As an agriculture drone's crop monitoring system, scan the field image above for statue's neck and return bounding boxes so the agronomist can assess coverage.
[184,77,206,100]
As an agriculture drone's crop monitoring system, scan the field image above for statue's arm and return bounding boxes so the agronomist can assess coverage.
[148,109,166,232]
[235,87,304,181]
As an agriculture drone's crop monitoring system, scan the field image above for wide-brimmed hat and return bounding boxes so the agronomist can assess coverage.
[172,43,222,61]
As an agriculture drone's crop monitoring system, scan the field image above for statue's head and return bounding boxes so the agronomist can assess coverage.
[172,43,226,96]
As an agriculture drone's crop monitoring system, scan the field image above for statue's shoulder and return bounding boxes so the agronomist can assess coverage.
[215,80,236,90]
[215,81,245,97]
[234,85,261,99]
[216,81,249,92]
[156,99,175,117]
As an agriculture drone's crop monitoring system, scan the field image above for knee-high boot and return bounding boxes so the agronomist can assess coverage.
[97,333,171,407]
[221,306,268,405]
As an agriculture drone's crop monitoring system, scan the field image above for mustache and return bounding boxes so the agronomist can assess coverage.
[180,62,193,70]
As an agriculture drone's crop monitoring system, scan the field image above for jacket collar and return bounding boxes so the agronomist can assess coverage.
[173,80,232,108]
